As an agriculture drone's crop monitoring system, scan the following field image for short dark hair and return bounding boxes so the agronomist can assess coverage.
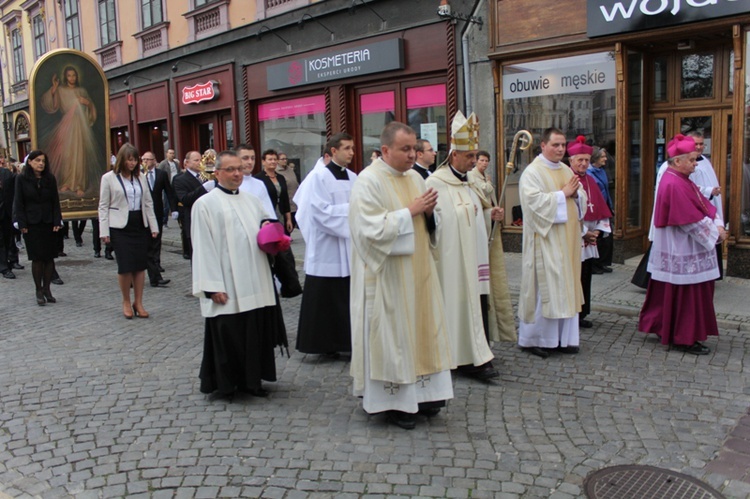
[415,139,430,154]
[235,143,254,153]
[325,133,354,155]
[217,151,239,169]
[114,143,140,177]
[541,127,565,144]
[261,149,278,161]
[22,150,51,180]
[380,122,415,147]
[477,150,490,161]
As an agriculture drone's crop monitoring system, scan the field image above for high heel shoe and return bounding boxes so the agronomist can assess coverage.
[133,306,149,319]
[36,290,46,306]
[123,303,134,319]
[43,290,56,303]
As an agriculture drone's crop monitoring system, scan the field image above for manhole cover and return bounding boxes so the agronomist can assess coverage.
[584,465,725,499]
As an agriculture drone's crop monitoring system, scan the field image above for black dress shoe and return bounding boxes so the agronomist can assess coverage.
[183,253,191,260]
[418,407,441,417]
[94,251,101,258]
[51,278,64,285]
[11,262,23,270]
[601,266,613,273]
[557,346,580,354]
[523,346,550,359]
[386,410,416,430]
[2,270,16,279]
[58,251,67,257]
[591,266,604,275]
[105,253,114,260]
[677,342,711,355]
[75,241,83,247]
[579,319,593,328]
[158,266,165,272]
[247,387,269,397]
[150,279,171,287]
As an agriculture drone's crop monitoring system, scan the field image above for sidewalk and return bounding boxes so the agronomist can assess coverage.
[157,223,750,331]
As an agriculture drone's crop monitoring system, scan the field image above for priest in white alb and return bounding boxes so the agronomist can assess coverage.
[192,151,287,399]
[518,128,586,359]
[349,122,453,430]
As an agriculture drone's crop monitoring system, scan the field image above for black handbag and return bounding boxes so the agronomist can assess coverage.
[631,244,651,289]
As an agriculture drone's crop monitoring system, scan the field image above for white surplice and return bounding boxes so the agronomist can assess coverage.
[191,189,276,318]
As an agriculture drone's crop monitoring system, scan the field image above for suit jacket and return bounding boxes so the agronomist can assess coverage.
[0,168,16,220]
[145,167,176,225]
[254,170,290,216]
[98,170,159,238]
[13,173,63,229]
[172,170,206,239]
[158,159,179,180]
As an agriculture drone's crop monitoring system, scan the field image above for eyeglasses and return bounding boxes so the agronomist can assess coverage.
[142,158,156,161]
[216,167,243,173]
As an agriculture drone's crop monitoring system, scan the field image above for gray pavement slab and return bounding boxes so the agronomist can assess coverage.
[0,227,749,497]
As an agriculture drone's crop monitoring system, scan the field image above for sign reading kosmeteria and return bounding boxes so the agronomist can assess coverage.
[587,0,748,38]
[267,38,404,91]
[503,61,615,100]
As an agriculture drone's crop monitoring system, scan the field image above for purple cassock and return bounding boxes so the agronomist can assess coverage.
[638,167,720,347]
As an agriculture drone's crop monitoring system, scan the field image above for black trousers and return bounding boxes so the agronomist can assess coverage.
[272,248,301,298]
[146,222,164,284]
[594,231,613,268]
[0,217,18,267]
[72,219,87,244]
[581,258,593,319]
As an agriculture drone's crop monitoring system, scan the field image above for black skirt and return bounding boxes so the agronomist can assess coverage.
[23,223,58,261]
[296,275,351,354]
[110,210,150,274]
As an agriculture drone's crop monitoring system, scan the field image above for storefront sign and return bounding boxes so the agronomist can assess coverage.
[503,61,615,99]
[182,80,220,105]
[587,0,748,38]
[267,39,404,91]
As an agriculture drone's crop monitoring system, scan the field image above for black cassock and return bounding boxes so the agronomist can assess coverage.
[200,293,288,396]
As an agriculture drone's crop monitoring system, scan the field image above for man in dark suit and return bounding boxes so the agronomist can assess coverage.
[172,150,211,260]
[412,139,436,180]
[0,162,17,278]
[143,151,177,286]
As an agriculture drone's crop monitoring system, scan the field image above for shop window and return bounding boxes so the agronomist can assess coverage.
[360,91,395,166]
[502,52,617,227]
[653,56,668,102]
[681,52,714,100]
[406,84,447,167]
[741,34,750,237]
[259,95,326,180]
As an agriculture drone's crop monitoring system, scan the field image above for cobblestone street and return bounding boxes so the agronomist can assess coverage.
[1,230,750,498]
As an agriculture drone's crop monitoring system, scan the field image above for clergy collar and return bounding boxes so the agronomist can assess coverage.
[414,163,428,172]
[381,161,408,176]
[329,160,347,172]
[449,165,468,182]
[538,154,562,169]
[697,154,706,161]
[216,183,240,195]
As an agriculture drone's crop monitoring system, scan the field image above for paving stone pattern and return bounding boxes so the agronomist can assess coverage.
[1,231,750,498]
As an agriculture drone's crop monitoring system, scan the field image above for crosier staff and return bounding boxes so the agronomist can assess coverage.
[489,129,533,242]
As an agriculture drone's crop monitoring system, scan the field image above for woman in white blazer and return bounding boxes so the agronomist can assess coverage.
[99,143,159,319]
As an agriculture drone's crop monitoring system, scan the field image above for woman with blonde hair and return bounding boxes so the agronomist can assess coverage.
[98,143,159,318]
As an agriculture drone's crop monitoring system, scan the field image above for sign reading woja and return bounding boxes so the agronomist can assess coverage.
[587,0,748,38]
[267,38,404,91]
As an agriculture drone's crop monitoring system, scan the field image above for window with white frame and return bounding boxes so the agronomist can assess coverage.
[98,0,117,46]
[141,0,163,29]
[63,0,81,50]
[32,14,46,57]
[11,28,25,83]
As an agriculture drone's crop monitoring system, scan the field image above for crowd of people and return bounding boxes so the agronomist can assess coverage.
[0,114,726,430]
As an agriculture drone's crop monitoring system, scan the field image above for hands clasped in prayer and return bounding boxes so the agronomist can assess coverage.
[408,187,438,217]
[562,175,580,198]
